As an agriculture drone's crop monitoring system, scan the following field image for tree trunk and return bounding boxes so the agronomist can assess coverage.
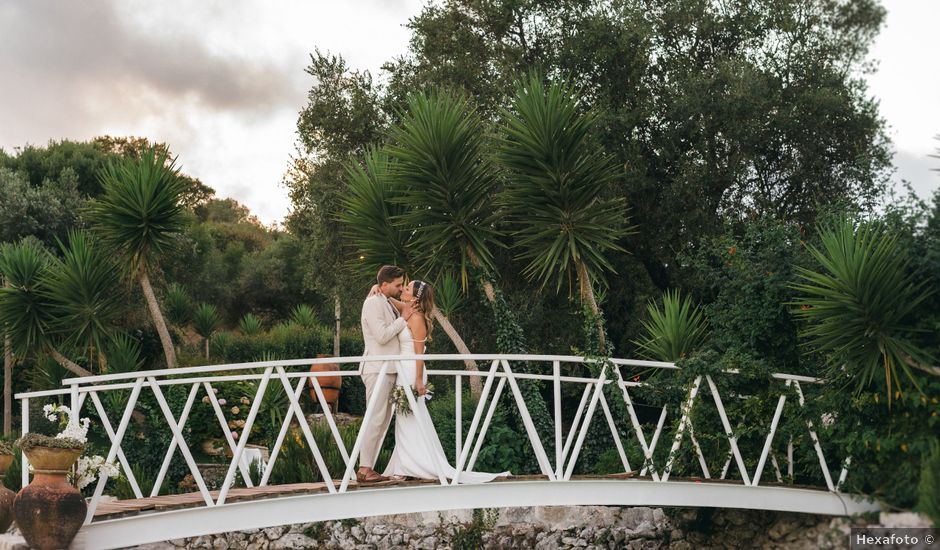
[205,338,210,360]
[431,308,482,397]
[334,295,341,357]
[577,261,607,353]
[3,331,12,436]
[139,266,178,368]
[49,348,93,378]
[903,354,940,377]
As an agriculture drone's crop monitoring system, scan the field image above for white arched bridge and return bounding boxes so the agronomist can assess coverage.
[17,354,878,549]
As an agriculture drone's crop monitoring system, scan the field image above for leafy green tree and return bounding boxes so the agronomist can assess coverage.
[87,147,188,368]
[386,0,891,292]
[0,167,84,247]
[193,303,221,359]
[792,218,939,403]
[285,51,387,320]
[498,75,629,350]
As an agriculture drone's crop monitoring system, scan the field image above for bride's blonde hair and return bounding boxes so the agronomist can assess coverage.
[411,280,435,341]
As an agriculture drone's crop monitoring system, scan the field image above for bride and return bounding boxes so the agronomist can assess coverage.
[373,279,509,483]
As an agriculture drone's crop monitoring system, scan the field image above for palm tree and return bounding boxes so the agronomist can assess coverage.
[0,239,91,377]
[193,303,221,359]
[338,147,483,395]
[633,290,709,362]
[289,304,319,330]
[792,218,939,404]
[498,74,629,352]
[42,231,125,370]
[87,146,188,368]
[387,91,502,296]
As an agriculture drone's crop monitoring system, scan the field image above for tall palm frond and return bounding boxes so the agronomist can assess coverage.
[792,218,936,403]
[290,305,318,329]
[0,239,53,356]
[337,148,412,273]
[164,283,193,328]
[387,90,502,288]
[41,231,125,361]
[498,74,629,293]
[193,303,221,360]
[88,147,188,272]
[239,313,263,336]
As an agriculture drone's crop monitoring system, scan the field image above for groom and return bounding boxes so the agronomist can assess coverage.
[357,265,415,483]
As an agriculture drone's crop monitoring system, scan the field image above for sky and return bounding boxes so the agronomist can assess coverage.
[0,0,937,226]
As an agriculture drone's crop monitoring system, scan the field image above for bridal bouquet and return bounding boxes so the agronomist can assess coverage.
[390,383,434,415]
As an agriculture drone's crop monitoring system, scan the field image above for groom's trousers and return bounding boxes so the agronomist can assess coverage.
[359,370,397,468]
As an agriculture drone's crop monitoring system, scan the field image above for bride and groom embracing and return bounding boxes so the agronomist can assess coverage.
[355,265,509,484]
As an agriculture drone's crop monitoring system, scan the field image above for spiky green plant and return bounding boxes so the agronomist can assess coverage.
[163,282,193,328]
[633,290,709,363]
[337,148,411,274]
[792,218,937,403]
[87,146,187,368]
[434,271,463,318]
[193,303,221,359]
[41,231,125,367]
[106,333,145,374]
[917,439,940,525]
[290,305,318,329]
[0,239,91,377]
[239,313,263,336]
[498,74,629,351]
[387,90,502,289]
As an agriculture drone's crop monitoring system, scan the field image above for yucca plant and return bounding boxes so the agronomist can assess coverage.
[105,333,145,374]
[387,90,502,293]
[337,148,411,274]
[239,313,263,336]
[41,231,125,369]
[87,146,188,368]
[633,290,709,363]
[0,239,91,377]
[289,305,318,329]
[163,283,193,329]
[791,218,938,404]
[338,148,482,394]
[498,74,629,352]
[193,303,222,359]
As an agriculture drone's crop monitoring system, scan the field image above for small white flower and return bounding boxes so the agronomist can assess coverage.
[230,406,240,415]
[202,396,210,404]
[218,399,227,406]
[821,413,835,428]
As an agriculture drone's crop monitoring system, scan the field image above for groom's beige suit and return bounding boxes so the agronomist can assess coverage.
[358,294,406,468]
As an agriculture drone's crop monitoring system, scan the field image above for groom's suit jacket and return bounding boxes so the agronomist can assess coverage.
[359,295,406,375]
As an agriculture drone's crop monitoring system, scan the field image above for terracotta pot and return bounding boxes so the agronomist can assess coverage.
[14,446,87,550]
[0,454,14,532]
[309,354,342,410]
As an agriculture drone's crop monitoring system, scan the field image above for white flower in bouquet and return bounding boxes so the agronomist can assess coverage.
[389,383,435,416]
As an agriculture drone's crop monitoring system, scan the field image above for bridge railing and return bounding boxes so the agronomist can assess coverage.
[15,354,846,525]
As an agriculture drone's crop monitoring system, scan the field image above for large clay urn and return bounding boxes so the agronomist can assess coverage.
[0,453,15,532]
[14,444,87,550]
[309,354,342,413]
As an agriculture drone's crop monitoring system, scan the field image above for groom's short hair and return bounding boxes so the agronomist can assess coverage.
[377,265,405,285]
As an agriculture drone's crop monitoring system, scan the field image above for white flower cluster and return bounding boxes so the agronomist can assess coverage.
[42,403,90,442]
[71,455,121,490]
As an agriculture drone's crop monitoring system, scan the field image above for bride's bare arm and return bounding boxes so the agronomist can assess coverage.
[409,315,428,395]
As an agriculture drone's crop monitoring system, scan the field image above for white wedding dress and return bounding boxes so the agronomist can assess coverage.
[383,326,510,483]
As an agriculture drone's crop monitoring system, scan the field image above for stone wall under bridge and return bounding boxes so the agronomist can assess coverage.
[126,506,931,550]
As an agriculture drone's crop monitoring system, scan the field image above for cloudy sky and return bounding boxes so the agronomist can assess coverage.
[1,1,937,225]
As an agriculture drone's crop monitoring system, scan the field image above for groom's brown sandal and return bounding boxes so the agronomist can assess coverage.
[356,469,389,483]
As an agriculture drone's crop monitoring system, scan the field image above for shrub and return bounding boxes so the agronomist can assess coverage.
[917,439,940,525]
[16,433,84,452]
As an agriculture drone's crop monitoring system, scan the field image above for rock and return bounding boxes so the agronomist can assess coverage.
[263,526,287,541]
[270,534,312,549]
[211,539,230,549]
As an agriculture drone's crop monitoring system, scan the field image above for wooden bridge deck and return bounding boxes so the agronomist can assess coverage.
[92,474,642,521]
